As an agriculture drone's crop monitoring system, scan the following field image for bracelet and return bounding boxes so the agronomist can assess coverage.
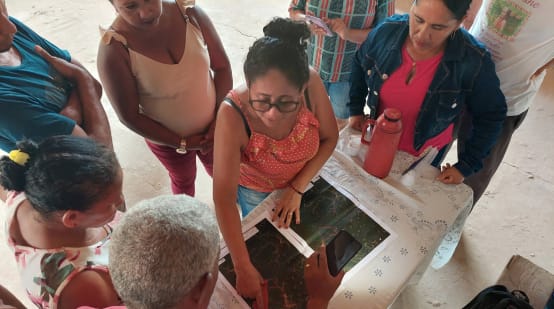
[288,183,304,196]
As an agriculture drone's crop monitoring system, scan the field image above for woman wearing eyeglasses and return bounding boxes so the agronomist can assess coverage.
[348,0,507,185]
[213,18,338,306]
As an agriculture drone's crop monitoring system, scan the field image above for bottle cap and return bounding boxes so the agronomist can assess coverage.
[383,108,402,122]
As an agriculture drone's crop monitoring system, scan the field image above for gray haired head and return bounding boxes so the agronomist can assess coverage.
[109,194,220,309]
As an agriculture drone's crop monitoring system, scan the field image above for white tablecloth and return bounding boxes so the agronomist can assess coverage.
[211,128,472,309]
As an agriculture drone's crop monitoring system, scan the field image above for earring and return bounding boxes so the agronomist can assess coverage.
[450,31,456,40]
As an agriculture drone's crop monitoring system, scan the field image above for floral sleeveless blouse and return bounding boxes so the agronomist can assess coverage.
[227,90,320,192]
[3,191,112,309]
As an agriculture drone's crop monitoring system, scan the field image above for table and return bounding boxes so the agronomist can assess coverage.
[211,128,472,309]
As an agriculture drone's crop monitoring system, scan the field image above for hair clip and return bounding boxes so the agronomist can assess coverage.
[8,149,30,166]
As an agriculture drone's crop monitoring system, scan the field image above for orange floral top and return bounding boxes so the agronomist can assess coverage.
[3,191,113,309]
[227,90,320,192]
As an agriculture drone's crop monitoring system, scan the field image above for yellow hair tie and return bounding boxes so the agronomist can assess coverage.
[8,150,30,166]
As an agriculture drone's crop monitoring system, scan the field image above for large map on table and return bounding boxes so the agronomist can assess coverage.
[292,178,390,272]
[219,178,390,309]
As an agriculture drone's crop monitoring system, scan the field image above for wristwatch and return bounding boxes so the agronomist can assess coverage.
[176,137,187,154]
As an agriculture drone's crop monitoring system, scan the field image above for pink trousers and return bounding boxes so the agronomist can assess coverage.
[146,140,213,196]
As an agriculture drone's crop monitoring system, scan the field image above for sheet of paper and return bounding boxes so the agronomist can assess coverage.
[216,177,393,308]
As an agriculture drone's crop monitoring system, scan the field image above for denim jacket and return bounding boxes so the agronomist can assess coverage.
[349,14,507,177]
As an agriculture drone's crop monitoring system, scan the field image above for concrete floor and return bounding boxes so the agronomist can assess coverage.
[1,0,552,308]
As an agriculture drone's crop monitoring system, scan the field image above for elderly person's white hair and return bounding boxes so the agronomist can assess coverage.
[109,195,220,309]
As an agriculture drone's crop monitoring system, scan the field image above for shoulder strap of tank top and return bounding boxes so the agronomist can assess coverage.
[175,0,201,30]
[304,88,312,112]
[224,97,252,137]
[99,26,129,49]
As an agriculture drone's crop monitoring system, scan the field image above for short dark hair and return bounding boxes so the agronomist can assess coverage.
[244,17,311,90]
[415,0,472,20]
[0,136,120,215]
[443,0,472,20]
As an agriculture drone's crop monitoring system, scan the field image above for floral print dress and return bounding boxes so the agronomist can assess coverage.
[3,191,112,309]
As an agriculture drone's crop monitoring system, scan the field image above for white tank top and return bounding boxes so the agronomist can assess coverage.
[101,3,216,138]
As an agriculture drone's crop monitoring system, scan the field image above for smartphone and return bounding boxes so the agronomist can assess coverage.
[304,15,334,37]
[326,230,362,276]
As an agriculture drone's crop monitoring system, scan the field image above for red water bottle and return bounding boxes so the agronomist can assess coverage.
[363,108,403,178]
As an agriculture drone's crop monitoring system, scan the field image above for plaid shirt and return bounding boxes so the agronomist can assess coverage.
[289,0,394,82]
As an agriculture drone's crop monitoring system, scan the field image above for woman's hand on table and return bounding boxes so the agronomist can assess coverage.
[235,261,266,308]
[348,115,364,131]
[436,163,464,184]
[272,187,302,228]
[305,244,344,309]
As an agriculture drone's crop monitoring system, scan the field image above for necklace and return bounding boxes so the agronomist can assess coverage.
[404,43,417,85]
[405,61,416,85]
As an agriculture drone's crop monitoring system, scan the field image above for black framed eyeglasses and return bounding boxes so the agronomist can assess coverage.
[248,90,300,113]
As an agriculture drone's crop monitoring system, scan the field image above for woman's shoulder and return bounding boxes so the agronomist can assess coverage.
[97,27,131,72]
[363,14,408,49]
[367,14,409,41]
[165,0,187,18]
[171,0,203,29]
[226,86,248,104]
[307,68,325,97]
[4,190,25,206]
[6,192,29,247]
[307,68,321,86]
[219,86,247,119]
[99,26,128,48]
[57,268,118,309]
[217,87,251,144]
[459,29,489,57]
[305,67,330,114]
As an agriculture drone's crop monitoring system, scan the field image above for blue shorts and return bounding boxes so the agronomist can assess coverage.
[237,185,271,217]
[323,81,350,119]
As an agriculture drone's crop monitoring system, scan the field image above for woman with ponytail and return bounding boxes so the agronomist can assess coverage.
[0,136,123,309]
